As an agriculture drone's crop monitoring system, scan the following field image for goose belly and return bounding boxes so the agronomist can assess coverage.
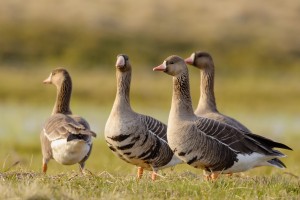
[51,139,90,165]
[109,143,152,170]
[222,152,274,173]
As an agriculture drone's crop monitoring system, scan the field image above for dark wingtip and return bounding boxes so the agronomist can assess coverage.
[246,133,293,151]
[268,158,286,169]
[273,142,293,151]
[91,131,97,137]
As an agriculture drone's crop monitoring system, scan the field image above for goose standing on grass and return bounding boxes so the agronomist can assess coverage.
[153,55,292,180]
[185,51,286,169]
[41,68,97,173]
[105,54,182,180]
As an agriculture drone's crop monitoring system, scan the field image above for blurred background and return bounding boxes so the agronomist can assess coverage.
[0,0,299,175]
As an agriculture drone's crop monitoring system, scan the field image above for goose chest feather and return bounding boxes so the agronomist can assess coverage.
[153,55,292,179]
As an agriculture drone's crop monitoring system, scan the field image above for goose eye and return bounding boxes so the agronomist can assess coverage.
[169,61,174,64]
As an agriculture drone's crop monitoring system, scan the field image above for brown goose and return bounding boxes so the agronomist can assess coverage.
[153,55,292,180]
[41,68,96,173]
[185,51,285,169]
[105,54,182,180]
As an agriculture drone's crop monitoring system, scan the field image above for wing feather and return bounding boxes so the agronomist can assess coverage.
[43,113,96,141]
[141,115,167,141]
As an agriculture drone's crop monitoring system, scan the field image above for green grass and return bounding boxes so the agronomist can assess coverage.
[0,136,299,199]
[1,170,299,200]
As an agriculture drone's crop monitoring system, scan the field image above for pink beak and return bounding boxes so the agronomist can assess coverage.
[43,75,52,84]
[153,62,167,71]
[116,56,125,68]
[185,56,194,65]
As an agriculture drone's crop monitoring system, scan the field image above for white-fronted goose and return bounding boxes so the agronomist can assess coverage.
[41,68,96,173]
[105,54,182,180]
[185,51,286,169]
[153,55,292,180]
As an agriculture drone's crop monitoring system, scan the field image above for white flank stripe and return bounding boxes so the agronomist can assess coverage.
[223,152,276,173]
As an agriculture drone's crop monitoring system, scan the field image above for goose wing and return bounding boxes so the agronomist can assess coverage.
[43,113,95,141]
[141,115,168,141]
[195,117,289,155]
[71,115,97,137]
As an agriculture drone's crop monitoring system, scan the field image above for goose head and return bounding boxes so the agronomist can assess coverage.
[116,54,131,72]
[153,55,187,77]
[43,68,71,87]
[185,51,214,70]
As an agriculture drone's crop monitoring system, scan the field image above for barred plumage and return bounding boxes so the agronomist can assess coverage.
[105,54,182,180]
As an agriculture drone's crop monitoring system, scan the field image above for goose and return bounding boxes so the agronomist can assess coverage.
[41,68,97,173]
[105,54,182,180]
[153,55,292,180]
[185,51,286,170]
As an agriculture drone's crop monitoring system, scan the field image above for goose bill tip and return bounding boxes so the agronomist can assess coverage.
[43,78,51,84]
[153,65,166,72]
[185,57,194,65]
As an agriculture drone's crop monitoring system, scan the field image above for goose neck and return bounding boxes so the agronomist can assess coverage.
[171,70,194,119]
[196,66,218,113]
[52,77,72,115]
[113,70,132,111]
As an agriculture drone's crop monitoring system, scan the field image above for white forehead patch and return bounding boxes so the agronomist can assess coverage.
[191,53,196,62]
[162,60,167,69]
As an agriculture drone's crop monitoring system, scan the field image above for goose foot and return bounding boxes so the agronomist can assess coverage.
[204,172,219,181]
[151,171,157,181]
[42,163,47,174]
[137,167,144,179]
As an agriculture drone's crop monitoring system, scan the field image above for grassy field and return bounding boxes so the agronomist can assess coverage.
[0,138,299,200]
[0,0,300,199]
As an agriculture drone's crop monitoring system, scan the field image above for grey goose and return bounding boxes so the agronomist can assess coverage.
[185,51,286,171]
[105,54,182,180]
[153,55,292,180]
[41,68,96,173]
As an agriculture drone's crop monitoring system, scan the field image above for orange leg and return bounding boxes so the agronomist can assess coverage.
[151,171,157,181]
[42,163,47,174]
[137,167,144,179]
[204,172,219,181]
[211,172,219,180]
